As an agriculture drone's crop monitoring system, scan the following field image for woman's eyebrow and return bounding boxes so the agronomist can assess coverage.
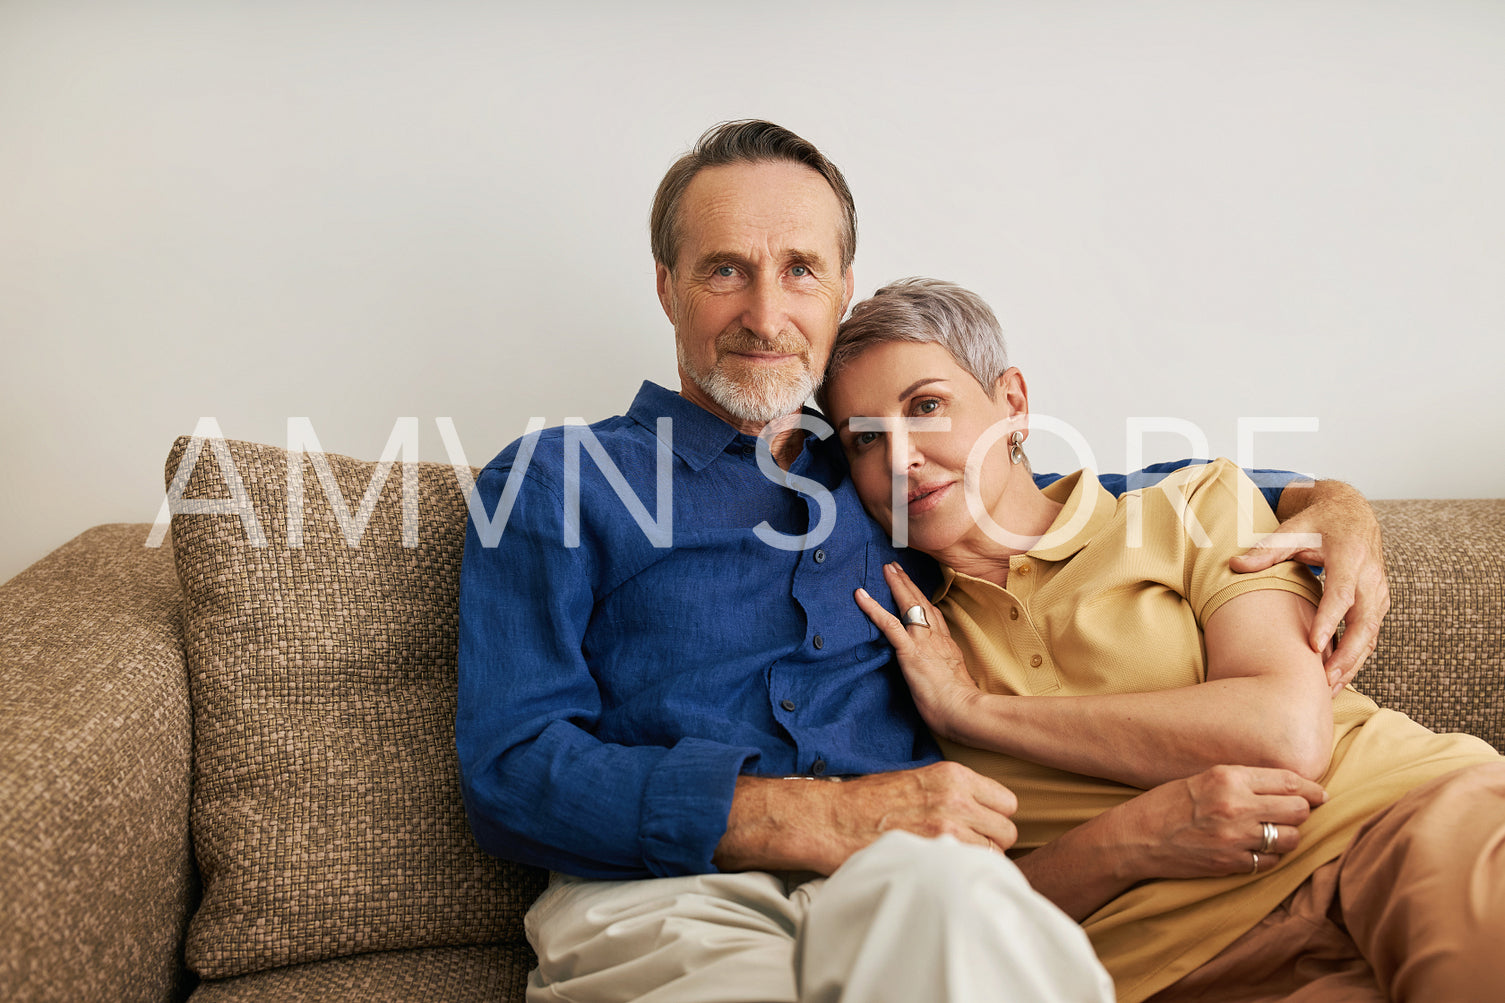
[896,377,946,400]
[835,378,948,432]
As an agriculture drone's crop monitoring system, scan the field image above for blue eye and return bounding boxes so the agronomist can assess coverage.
[915,399,940,414]
[716,265,736,277]
[790,265,809,277]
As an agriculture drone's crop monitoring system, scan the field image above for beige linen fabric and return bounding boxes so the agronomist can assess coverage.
[525,831,1114,1003]
[165,435,545,978]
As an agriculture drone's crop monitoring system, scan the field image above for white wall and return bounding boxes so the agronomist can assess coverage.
[3,0,1502,583]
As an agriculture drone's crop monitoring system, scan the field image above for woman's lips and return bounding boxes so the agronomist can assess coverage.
[907,481,954,517]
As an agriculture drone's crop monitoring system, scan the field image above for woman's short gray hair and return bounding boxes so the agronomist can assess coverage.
[823,278,1011,407]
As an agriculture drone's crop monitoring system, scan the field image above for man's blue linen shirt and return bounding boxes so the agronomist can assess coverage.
[456,381,1294,880]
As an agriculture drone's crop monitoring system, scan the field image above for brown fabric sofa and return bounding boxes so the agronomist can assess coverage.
[2,436,1501,1002]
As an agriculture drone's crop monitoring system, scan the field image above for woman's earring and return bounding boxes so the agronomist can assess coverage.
[1009,430,1026,465]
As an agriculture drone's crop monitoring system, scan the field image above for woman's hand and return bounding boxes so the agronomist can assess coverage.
[1105,764,1326,881]
[855,562,984,741]
[1018,764,1328,920]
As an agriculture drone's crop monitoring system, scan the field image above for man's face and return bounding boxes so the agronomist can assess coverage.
[656,161,855,432]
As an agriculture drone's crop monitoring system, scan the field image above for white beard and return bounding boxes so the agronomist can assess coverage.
[678,340,820,425]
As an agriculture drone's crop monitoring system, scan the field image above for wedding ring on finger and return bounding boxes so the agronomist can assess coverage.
[1249,852,1260,875]
[1259,821,1278,855]
[901,605,930,629]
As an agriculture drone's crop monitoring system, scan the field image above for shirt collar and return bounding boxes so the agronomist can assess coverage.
[624,381,834,476]
[934,469,1117,599]
[1028,469,1118,562]
[624,381,743,472]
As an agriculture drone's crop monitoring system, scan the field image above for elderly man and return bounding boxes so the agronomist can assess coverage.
[457,120,1387,1002]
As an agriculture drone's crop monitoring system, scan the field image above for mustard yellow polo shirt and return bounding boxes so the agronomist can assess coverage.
[935,459,1500,1002]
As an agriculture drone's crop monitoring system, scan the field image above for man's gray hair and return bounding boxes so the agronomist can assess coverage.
[823,278,1011,408]
[650,119,857,273]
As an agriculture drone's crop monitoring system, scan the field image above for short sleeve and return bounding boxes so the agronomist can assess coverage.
[1153,458,1323,624]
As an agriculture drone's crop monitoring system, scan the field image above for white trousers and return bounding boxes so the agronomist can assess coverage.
[524,830,1114,1003]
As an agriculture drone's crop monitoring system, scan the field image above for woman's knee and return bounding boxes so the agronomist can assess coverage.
[1340,762,1505,1001]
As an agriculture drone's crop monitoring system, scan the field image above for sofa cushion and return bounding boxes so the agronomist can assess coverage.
[188,943,533,1002]
[165,435,545,978]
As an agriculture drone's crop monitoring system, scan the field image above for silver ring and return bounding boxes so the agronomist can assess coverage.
[1260,821,1278,855]
[1249,851,1260,875]
[901,605,930,628]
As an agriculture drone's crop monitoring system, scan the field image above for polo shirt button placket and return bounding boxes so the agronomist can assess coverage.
[1012,560,1033,600]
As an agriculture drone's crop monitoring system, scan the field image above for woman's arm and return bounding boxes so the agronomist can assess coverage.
[1015,765,1328,921]
[1237,477,1390,692]
[858,566,1335,790]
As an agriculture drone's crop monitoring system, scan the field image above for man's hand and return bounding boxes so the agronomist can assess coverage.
[713,762,1018,876]
[1231,479,1390,692]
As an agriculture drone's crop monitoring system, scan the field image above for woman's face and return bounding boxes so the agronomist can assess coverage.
[826,339,1028,557]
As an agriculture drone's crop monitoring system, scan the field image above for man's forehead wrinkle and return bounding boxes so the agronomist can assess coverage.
[679,164,845,267]
[692,195,832,249]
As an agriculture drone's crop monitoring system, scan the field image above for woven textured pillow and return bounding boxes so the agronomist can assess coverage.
[166,435,545,978]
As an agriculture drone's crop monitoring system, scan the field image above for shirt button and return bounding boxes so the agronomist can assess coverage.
[813,549,827,564]
[741,444,756,456]
[1017,562,1031,575]
[1009,607,1019,620]
[811,759,828,775]
[781,699,796,712]
[1030,654,1043,667]
[813,634,825,650]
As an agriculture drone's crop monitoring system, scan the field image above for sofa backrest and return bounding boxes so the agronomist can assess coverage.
[1359,499,1504,752]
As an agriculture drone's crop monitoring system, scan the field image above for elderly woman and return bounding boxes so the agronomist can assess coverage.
[820,277,1505,1003]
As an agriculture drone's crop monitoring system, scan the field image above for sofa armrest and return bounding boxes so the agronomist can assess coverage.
[1363,499,1505,752]
[1,525,197,1003]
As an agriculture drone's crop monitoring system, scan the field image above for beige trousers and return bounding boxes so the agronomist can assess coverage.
[524,830,1114,1003]
[1150,761,1505,1003]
